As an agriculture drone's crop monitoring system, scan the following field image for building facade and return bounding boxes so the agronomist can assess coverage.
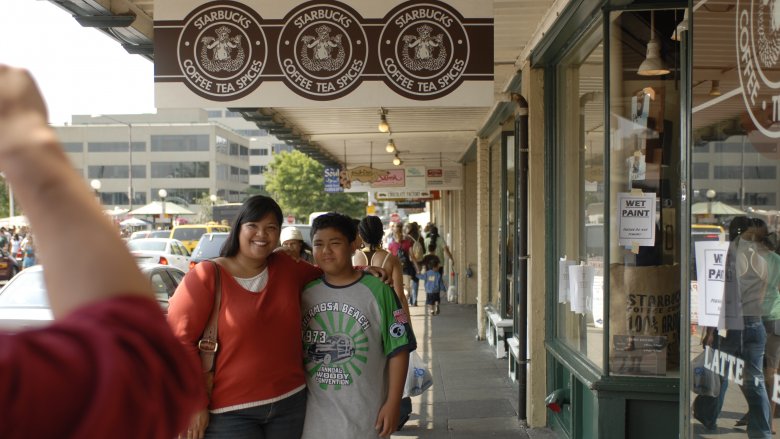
[55,109,265,213]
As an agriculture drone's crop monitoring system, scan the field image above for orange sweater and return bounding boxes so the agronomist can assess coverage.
[168,253,321,410]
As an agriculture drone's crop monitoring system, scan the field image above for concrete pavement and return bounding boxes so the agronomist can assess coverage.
[393,301,558,439]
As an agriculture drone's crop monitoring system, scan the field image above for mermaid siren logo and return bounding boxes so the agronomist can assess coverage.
[738,0,780,137]
[401,24,447,71]
[201,25,245,72]
[300,25,346,71]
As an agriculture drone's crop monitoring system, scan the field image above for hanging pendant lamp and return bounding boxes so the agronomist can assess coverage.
[637,11,670,76]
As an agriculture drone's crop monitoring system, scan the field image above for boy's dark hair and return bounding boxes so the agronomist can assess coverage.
[221,195,283,257]
[311,212,357,243]
[422,254,441,270]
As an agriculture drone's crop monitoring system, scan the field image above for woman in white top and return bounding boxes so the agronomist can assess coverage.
[357,215,413,431]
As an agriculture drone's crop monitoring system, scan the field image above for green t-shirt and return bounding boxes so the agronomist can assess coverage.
[300,273,415,439]
[761,252,780,320]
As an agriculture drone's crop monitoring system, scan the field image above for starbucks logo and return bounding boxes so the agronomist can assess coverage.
[379,2,470,100]
[177,1,267,100]
[737,0,780,137]
[278,2,367,99]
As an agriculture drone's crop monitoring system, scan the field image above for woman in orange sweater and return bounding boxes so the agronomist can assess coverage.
[168,195,321,439]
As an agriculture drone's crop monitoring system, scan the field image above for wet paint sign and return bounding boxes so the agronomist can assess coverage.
[617,192,656,247]
[694,241,729,327]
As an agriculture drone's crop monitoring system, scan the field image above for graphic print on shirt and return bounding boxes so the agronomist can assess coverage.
[302,301,371,390]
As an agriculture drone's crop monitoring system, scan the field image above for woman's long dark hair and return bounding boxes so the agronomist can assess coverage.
[358,216,384,251]
[428,225,439,252]
[220,195,283,257]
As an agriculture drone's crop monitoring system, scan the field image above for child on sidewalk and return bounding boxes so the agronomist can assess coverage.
[418,255,446,315]
[301,212,415,438]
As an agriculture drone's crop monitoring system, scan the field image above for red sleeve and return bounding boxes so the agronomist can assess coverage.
[0,296,206,439]
[167,261,218,360]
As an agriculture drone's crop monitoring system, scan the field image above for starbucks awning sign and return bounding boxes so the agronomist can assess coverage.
[154,0,493,107]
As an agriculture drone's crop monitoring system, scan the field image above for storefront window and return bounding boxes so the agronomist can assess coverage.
[554,23,605,368]
[502,132,515,318]
[689,1,780,436]
[607,9,682,378]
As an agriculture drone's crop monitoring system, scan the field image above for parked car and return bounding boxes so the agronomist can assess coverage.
[171,223,231,253]
[127,238,191,273]
[0,264,185,331]
[0,248,20,283]
[129,230,171,240]
[189,232,229,271]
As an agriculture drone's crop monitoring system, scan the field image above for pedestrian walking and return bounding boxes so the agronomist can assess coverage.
[418,255,446,315]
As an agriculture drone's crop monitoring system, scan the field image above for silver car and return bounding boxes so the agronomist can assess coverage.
[127,238,191,273]
[0,264,185,332]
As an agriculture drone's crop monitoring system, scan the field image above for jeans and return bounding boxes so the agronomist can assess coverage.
[740,319,772,439]
[410,277,419,306]
[205,389,307,439]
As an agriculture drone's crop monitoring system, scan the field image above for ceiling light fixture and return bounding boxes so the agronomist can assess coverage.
[377,108,390,133]
[637,11,670,76]
[709,80,721,96]
[393,154,402,166]
[671,8,688,42]
[386,138,396,153]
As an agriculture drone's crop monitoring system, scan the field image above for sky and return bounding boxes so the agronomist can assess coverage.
[0,0,156,125]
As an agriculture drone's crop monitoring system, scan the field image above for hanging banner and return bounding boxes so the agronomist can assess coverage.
[154,0,493,107]
[426,166,463,190]
[324,167,342,193]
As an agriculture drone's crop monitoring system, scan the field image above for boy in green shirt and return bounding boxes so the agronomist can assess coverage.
[301,212,415,438]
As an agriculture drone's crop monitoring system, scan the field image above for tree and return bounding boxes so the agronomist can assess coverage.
[265,151,366,221]
[0,178,11,218]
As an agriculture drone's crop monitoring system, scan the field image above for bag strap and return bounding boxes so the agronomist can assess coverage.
[198,260,222,373]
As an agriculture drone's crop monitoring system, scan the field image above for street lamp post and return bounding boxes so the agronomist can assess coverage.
[209,194,218,222]
[158,188,167,229]
[706,189,717,217]
[90,179,102,204]
[91,115,133,210]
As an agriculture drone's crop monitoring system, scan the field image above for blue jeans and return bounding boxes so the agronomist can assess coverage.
[205,389,307,439]
[410,277,419,306]
[740,319,772,439]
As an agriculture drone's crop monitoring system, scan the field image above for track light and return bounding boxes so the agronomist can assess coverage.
[637,11,670,76]
[386,139,396,153]
[393,154,402,166]
[377,109,390,133]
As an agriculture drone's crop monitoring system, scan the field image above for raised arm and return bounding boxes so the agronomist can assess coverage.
[0,66,150,318]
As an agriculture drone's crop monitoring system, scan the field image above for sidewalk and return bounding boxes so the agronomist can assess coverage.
[393,301,558,439]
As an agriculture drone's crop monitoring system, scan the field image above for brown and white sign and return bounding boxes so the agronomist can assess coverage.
[155,0,493,107]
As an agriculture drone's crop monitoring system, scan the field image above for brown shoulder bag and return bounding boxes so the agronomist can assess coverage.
[198,260,222,398]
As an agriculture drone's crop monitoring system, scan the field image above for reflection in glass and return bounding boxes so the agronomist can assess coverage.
[690,2,780,437]
[554,24,605,368]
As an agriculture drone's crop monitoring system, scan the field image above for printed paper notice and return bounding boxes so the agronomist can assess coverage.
[569,264,595,315]
[617,192,656,247]
[558,259,576,304]
[695,241,729,328]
